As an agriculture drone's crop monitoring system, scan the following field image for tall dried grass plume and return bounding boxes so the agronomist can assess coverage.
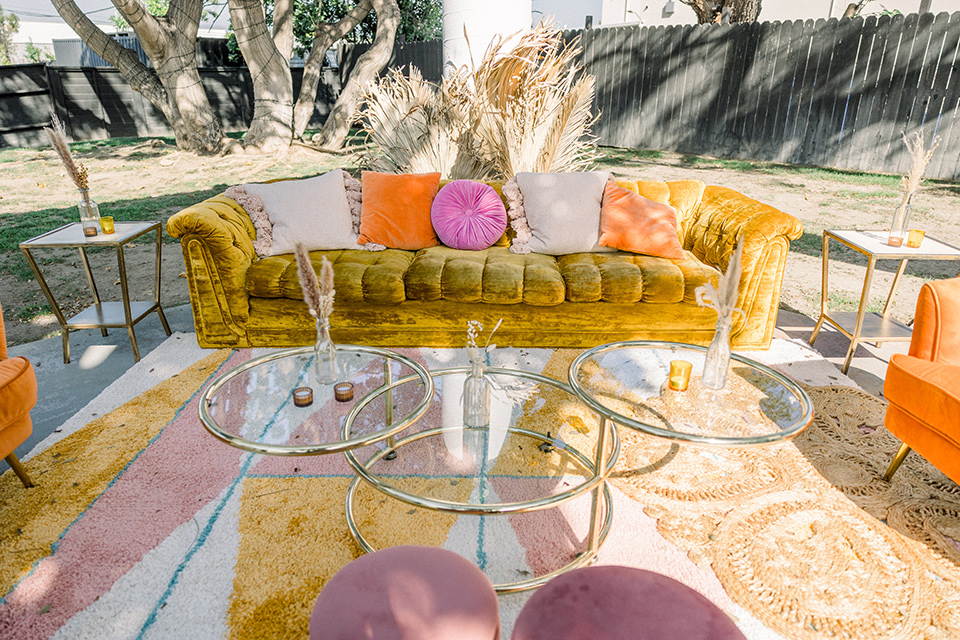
[295,244,335,320]
[44,114,88,193]
[900,130,940,202]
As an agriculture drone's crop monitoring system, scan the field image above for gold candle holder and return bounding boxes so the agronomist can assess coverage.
[906,229,925,248]
[292,386,313,407]
[668,360,692,392]
[334,382,354,402]
[100,216,115,234]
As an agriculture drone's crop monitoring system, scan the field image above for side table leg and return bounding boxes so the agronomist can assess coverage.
[20,247,72,363]
[383,360,396,460]
[78,247,108,337]
[809,233,830,346]
[842,255,878,374]
[116,244,141,362]
[153,225,171,336]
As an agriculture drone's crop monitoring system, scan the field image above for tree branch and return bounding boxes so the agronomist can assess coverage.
[272,0,294,63]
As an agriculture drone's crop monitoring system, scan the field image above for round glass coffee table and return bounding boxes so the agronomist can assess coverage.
[341,367,619,593]
[569,341,814,448]
[199,345,432,455]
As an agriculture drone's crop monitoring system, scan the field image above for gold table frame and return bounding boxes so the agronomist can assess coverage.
[19,221,170,363]
[341,367,620,593]
[808,229,960,374]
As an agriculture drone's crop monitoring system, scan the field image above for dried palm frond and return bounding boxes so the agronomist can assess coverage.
[354,66,488,178]
[470,24,599,177]
[695,237,745,322]
[44,113,87,192]
[353,23,598,179]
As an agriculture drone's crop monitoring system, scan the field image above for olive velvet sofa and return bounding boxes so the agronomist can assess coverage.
[166,178,802,350]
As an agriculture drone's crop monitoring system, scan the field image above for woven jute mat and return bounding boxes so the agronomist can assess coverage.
[612,385,960,640]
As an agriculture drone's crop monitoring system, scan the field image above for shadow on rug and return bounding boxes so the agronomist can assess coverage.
[613,384,960,639]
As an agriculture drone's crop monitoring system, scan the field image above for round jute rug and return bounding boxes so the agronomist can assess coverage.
[612,385,960,640]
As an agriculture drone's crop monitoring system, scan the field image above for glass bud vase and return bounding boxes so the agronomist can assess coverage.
[463,357,491,428]
[78,189,100,238]
[888,194,912,247]
[314,318,339,385]
[702,315,733,390]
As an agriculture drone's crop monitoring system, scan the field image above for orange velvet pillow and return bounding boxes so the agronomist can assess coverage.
[358,171,442,250]
[598,180,685,260]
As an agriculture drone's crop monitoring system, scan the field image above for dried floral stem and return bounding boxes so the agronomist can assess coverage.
[44,114,88,195]
[901,130,940,200]
[695,236,745,323]
[295,244,335,321]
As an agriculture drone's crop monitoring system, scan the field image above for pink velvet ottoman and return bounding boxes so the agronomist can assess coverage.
[310,545,501,640]
[511,566,746,640]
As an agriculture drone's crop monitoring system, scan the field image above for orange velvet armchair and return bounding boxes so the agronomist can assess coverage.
[882,277,960,484]
[0,299,37,488]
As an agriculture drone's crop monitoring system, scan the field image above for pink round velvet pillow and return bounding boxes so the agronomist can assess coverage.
[431,180,508,251]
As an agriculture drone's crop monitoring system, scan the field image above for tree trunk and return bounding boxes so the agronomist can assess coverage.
[228,0,294,151]
[292,0,373,139]
[272,0,294,63]
[312,0,400,150]
[51,0,226,154]
[679,0,762,24]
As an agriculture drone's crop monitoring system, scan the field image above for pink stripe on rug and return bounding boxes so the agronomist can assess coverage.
[0,351,250,638]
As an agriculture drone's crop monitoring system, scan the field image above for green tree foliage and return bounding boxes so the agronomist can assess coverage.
[110,0,170,31]
[25,40,54,63]
[0,4,21,65]
[227,0,439,63]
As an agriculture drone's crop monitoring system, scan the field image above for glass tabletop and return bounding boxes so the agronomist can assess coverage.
[569,341,814,447]
[343,367,618,514]
[199,345,432,455]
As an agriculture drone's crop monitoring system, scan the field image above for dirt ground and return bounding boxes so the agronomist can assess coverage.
[2,141,959,347]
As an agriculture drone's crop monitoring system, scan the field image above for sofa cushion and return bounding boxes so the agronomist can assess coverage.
[599,180,685,259]
[405,246,565,306]
[358,171,442,250]
[557,251,720,303]
[511,171,613,255]
[431,180,508,251]
[246,249,414,305]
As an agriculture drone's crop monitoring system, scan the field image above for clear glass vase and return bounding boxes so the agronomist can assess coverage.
[702,315,733,390]
[463,357,491,428]
[78,189,100,237]
[888,194,912,247]
[314,318,339,385]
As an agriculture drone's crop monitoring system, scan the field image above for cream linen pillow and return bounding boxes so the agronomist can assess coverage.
[511,171,613,255]
[235,169,358,256]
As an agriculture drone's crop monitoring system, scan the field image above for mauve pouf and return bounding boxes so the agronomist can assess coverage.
[511,566,746,640]
[310,545,501,640]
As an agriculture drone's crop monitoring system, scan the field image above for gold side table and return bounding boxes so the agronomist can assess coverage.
[808,229,960,374]
[19,221,171,363]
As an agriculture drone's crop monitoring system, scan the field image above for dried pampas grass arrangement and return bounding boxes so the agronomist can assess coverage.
[695,236,745,324]
[889,130,940,246]
[44,114,88,193]
[295,244,334,320]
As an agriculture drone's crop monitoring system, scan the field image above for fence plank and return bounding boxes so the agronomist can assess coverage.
[927,14,960,179]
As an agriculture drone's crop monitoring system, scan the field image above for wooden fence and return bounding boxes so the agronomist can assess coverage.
[3,12,959,179]
[579,12,960,179]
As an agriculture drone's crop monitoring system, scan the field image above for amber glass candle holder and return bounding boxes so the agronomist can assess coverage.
[906,229,925,248]
[100,216,115,234]
[668,360,693,392]
[292,387,313,407]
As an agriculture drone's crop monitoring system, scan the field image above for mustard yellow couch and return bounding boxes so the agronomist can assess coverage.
[166,179,802,350]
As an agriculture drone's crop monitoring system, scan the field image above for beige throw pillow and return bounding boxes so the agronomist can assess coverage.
[239,170,358,256]
[511,171,613,255]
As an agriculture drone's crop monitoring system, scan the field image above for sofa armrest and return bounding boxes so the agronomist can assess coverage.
[688,186,803,349]
[166,196,258,347]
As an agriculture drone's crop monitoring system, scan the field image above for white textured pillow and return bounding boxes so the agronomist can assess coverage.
[511,171,613,255]
[235,169,359,256]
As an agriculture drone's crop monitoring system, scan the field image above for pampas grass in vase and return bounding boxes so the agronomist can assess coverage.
[695,237,745,390]
[295,244,338,385]
[888,130,940,247]
[44,114,101,237]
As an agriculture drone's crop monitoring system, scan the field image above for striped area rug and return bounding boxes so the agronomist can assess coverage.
[2,334,954,639]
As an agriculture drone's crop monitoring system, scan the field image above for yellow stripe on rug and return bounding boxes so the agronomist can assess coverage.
[229,476,469,640]
[0,349,231,595]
